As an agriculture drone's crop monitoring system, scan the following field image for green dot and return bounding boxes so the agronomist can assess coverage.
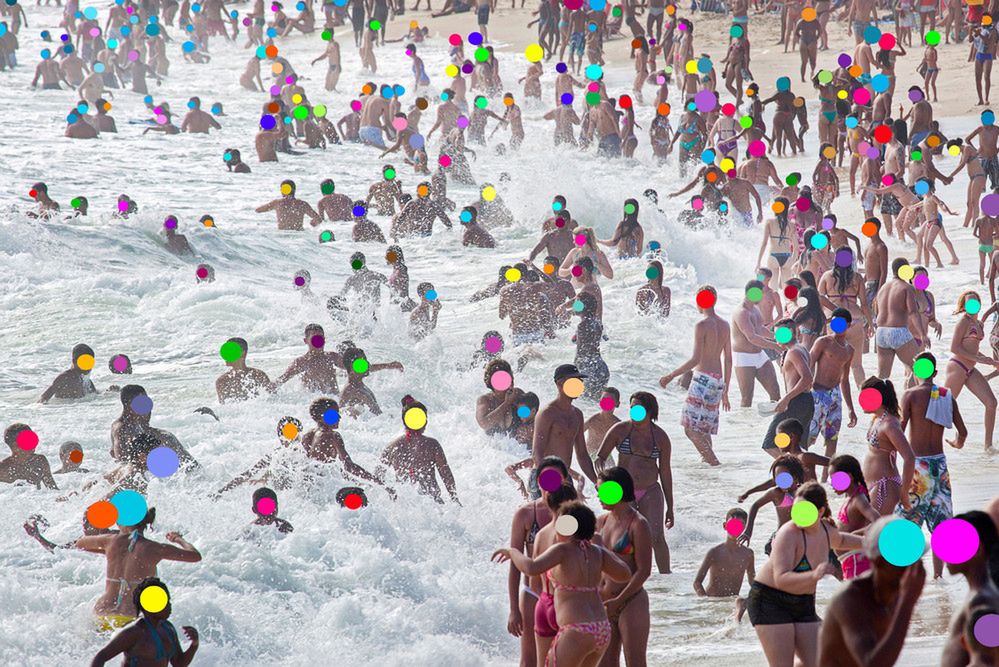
[925,30,941,46]
[624,203,636,214]
[319,230,333,242]
[817,70,833,85]
[645,266,660,280]
[786,173,799,186]
[913,357,935,379]
[598,480,624,505]
[475,97,487,109]
[369,19,381,30]
[612,5,621,15]
[739,116,753,129]
[293,105,308,120]
[775,326,792,344]
[474,46,490,62]
[746,287,763,303]
[350,259,363,270]
[384,168,396,180]
[219,341,242,362]
[585,91,601,106]
[321,30,331,41]
[314,104,327,118]
[70,197,81,207]
[321,182,334,195]
[352,358,369,373]
[966,298,982,315]
[730,24,743,38]
[791,500,818,527]
[910,150,922,161]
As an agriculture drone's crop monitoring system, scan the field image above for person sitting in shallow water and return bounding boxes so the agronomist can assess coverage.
[245,487,294,535]
[53,441,89,474]
[215,337,275,403]
[39,343,99,403]
[0,423,58,489]
[459,205,496,247]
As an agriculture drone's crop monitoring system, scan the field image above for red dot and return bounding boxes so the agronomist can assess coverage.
[619,95,633,109]
[29,189,38,198]
[695,289,716,308]
[721,103,736,116]
[784,285,799,300]
[16,429,39,451]
[344,493,363,510]
[878,33,896,50]
[858,387,884,412]
[873,124,893,144]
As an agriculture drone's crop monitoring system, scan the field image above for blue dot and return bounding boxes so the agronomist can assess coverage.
[191,2,201,11]
[83,6,98,19]
[187,100,196,109]
[700,149,715,164]
[230,10,238,18]
[871,74,890,93]
[561,92,573,105]
[352,205,366,217]
[41,49,51,58]
[587,22,597,32]
[775,472,794,489]
[914,180,929,196]
[120,25,131,36]
[830,316,848,333]
[468,31,483,45]
[408,134,425,149]
[425,289,438,301]
[266,27,277,37]
[394,84,405,97]
[381,87,394,99]
[143,95,153,104]
[649,241,660,250]
[147,446,180,477]
[516,405,531,419]
[296,1,305,9]
[630,404,647,421]
[323,408,340,425]
[185,23,194,31]
[879,519,925,566]
[863,25,882,45]
[130,394,153,415]
[182,40,196,52]
[590,0,606,9]
[983,110,996,126]
[334,0,347,6]
[67,113,79,123]
[110,490,148,526]
[260,114,276,130]
[776,76,790,92]
[845,116,859,129]
[94,62,105,73]
[719,203,728,212]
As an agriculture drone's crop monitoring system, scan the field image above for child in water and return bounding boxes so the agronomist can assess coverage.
[693,507,756,621]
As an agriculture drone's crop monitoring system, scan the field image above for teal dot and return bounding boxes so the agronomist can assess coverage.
[878,519,925,567]
[775,326,792,344]
[966,298,982,315]
[630,404,647,421]
[811,233,828,250]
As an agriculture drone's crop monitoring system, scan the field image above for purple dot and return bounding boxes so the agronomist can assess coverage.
[310,335,325,348]
[913,274,930,290]
[130,394,153,415]
[866,146,881,160]
[837,53,852,68]
[484,335,503,353]
[269,85,281,96]
[982,193,999,217]
[821,217,835,230]
[461,62,474,74]
[294,276,305,286]
[456,116,469,129]
[931,518,980,564]
[260,114,276,130]
[147,446,179,477]
[694,89,717,113]
[538,468,563,492]
[908,88,924,103]
[835,249,854,267]
[830,471,851,491]
[974,614,999,648]
[556,62,567,73]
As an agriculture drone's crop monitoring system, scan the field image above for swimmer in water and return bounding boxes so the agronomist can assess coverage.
[215,338,276,403]
[53,441,88,474]
[379,396,460,504]
[163,216,195,256]
[224,148,251,173]
[39,343,99,403]
[340,346,404,416]
[180,96,222,133]
[246,487,294,534]
[256,179,321,231]
[276,324,343,395]
[0,423,58,489]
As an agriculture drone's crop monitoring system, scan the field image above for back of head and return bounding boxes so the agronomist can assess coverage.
[309,397,339,423]
[545,482,578,511]
[132,576,169,616]
[3,423,30,449]
[559,501,597,540]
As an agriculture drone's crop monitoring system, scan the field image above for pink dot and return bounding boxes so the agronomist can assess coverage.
[156,115,168,125]
[882,174,895,186]
[853,87,871,105]
[858,387,883,412]
[724,518,744,537]
[913,274,929,290]
[599,397,615,411]
[392,117,408,131]
[722,103,736,116]
[16,430,39,451]
[112,356,129,372]
[490,370,513,391]
[691,197,704,211]
[571,265,583,277]
[127,50,139,62]
[118,200,129,212]
[931,518,980,564]
[350,100,362,111]
[587,82,599,92]
[879,33,897,50]
[748,140,766,157]
[89,27,100,37]
[484,335,503,353]
[574,233,587,246]
[256,497,277,515]
[678,22,687,30]
[830,471,851,491]
[439,155,452,167]
[448,33,462,46]
[269,85,281,96]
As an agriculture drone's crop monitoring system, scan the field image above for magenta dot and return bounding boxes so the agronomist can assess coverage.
[931,518,980,564]
[795,197,811,212]
[882,174,895,186]
[256,497,277,515]
[118,201,129,212]
[351,100,362,112]
[599,397,615,411]
[748,140,766,157]
[571,265,583,277]
[196,267,209,279]
[490,370,512,391]
[448,33,462,46]
[538,468,563,492]
[853,87,871,105]
[294,276,305,286]
[691,198,704,211]
[439,155,452,167]
[913,274,930,290]
[16,430,39,451]
[574,233,587,246]
[456,116,469,129]
[724,518,744,536]
[310,335,325,348]
[269,85,281,96]
[830,471,851,491]
[112,356,129,372]
[483,335,503,353]
[587,82,599,92]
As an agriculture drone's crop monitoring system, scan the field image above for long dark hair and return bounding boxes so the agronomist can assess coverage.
[830,454,868,493]
[793,287,825,335]
[773,197,790,238]
[832,245,855,293]
[861,377,900,417]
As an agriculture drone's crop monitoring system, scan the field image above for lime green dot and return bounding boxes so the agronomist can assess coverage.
[474,46,490,62]
[314,104,327,118]
[910,150,922,161]
[293,105,308,120]
[369,19,381,30]
[775,326,793,344]
[817,70,833,84]
[219,341,242,362]
[71,197,81,208]
[585,91,601,106]
[739,116,753,129]
[913,357,935,379]
[321,30,331,41]
[352,358,369,373]
[925,30,941,46]
[746,287,763,303]
[598,480,624,505]
[791,500,819,527]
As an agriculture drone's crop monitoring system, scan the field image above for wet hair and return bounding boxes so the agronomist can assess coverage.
[309,397,339,424]
[622,198,640,227]
[545,483,578,511]
[484,359,513,388]
[798,270,818,291]
[538,455,571,480]
[132,577,168,616]
[726,507,749,522]
[865,216,882,231]
[745,279,764,294]
[599,466,636,502]
[3,423,31,449]
[861,377,900,416]
[891,257,909,277]
[417,282,434,298]
[280,179,296,196]
[252,486,278,513]
[832,246,855,292]
[771,454,805,483]
[559,501,597,540]
[72,343,95,362]
[519,391,540,411]
[757,267,773,279]
[120,384,147,408]
[794,287,825,336]
[830,454,867,490]
[225,337,248,358]
[831,307,853,325]
[603,387,621,403]
[776,418,804,439]
[630,391,659,421]
[59,441,83,458]
[796,481,829,513]
[401,397,428,428]
[386,245,405,263]
[773,197,790,237]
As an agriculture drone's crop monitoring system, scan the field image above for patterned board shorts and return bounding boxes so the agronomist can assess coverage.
[681,371,724,435]
[896,453,952,531]
[809,386,843,443]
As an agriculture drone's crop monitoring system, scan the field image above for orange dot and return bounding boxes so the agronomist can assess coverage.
[927,134,941,147]
[631,38,642,48]
[985,15,994,26]
[69,449,84,464]
[862,221,878,237]
[267,102,280,114]
[772,201,786,214]
[746,87,755,97]
[801,6,816,21]
[87,501,118,529]
[362,84,373,95]
[504,97,514,106]
[657,103,671,116]
[848,65,862,78]
[281,422,299,440]
[417,185,430,197]
[543,263,555,274]
[265,44,278,58]
[666,4,675,13]
[706,171,718,182]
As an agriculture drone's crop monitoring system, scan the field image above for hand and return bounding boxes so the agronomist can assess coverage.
[773,398,789,414]
[722,391,731,412]
[604,596,625,618]
[665,509,675,529]
[182,626,199,645]
[737,492,749,503]
[900,559,927,604]
[392,361,405,371]
[812,561,836,582]
[947,435,965,449]
[165,532,184,543]
[736,531,751,547]
[491,548,512,564]
[507,609,523,637]
[847,411,858,428]
[658,373,674,388]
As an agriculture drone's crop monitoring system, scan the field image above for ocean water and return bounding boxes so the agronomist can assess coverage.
[0,6,995,665]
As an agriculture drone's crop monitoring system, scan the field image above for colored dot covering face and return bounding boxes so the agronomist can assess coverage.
[76,353,95,371]
[257,497,277,515]
[16,429,39,451]
[505,268,522,282]
[131,395,153,415]
[147,447,179,477]
[516,405,530,419]
[696,289,716,308]
[598,480,624,505]
[774,433,791,450]
[974,614,999,647]
[322,409,340,425]
[791,500,819,527]
[746,287,763,303]
[725,518,745,536]
[69,449,84,464]
[646,266,660,280]
[538,468,563,492]
[966,299,982,315]
[281,421,299,440]
[220,341,242,362]
[352,358,369,374]
[484,336,503,353]
[775,327,792,344]
[490,370,513,391]
[982,193,999,217]
[858,387,884,412]
[879,519,925,566]
[931,518,980,564]
[87,500,118,529]
[110,490,147,527]
[555,514,579,536]
[630,404,647,422]
[830,471,852,491]
[913,357,935,379]
[139,585,169,614]
[404,407,428,430]
[897,264,915,281]
[343,493,364,510]
[599,397,615,411]
[775,471,793,489]
[562,378,585,399]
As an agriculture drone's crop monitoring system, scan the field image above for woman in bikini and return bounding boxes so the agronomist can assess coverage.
[596,467,653,667]
[708,111,740,164]
[859,377,915,515]
[746,482,862,667]
[757,197,798,286]
[946,291,999,450]
[559,227,614,287]
[505,456,567,667]
[599,198,644,259]
[948,141,987,228]
[636,260,671,318]
[811,144,839,212]
[812,77,839,146]
[791,286,826,350]
[910,266,942,351]
[829,455,880,580]
[761,84,797,158]
[668,105,707,178]
[595,392,674,574]
[797,231,832,288]
[817,248,873,386]
[493,501,631,667]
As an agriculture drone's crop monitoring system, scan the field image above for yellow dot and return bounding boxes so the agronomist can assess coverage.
[139,585,169,613]
[505,268,522,282]
[948,145,961,156]
[525,43,544,63]
[836,89,848,99]
[562,377,585,398]
[898,264,915,281]
[685,59,698,75]
[281,422,299,440]
[280,183,293,195]
[482,186,497,201]
[775,433,791,448]
[445,64,458,77]
[404,407,427,430]
[409,20,418,29]
[76,354,95,371]
[719,158,735,172]
[822,146,837,159]
[292,93,302,104]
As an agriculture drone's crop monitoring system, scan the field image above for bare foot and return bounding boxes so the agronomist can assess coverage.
[950,259,960,265]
